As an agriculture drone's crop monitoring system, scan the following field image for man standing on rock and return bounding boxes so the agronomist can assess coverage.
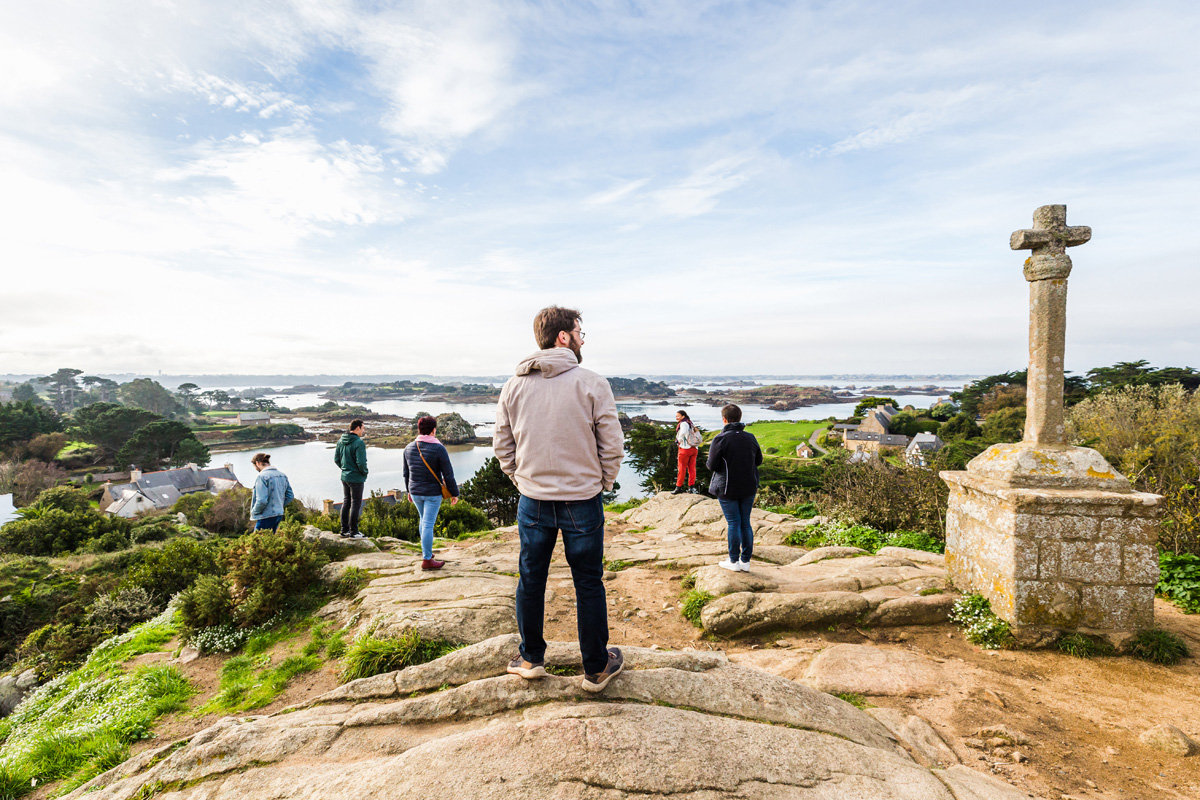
[495,305,626,692]
[334,419,368,540]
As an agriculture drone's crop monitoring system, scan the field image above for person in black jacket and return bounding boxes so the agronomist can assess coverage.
[705,404,762,573]
[403,416,459,570]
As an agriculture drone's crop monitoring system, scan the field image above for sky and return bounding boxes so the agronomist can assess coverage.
[1,0,1198,378]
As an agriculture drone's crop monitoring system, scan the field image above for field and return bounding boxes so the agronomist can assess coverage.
[742,420,827,457]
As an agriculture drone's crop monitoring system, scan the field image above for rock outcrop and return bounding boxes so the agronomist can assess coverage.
[65,637,1035,800]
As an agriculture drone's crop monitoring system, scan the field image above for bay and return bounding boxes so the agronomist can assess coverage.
[216,440,649,507]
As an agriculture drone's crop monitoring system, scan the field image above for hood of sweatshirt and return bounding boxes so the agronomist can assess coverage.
[338,433,359,446]
[514,348,580,379]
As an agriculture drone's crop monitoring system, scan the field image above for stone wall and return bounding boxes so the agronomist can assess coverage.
[943,471,1161,637]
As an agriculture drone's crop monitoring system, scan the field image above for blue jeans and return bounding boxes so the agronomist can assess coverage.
[411,494,443,559]
[254,515,283,531]
[719,495,755,563]
[515,493,608,675]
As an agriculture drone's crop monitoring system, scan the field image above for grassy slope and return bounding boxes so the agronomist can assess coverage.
[742,420,827,456]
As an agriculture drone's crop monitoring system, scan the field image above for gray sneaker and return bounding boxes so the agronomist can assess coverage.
[582,648,624,693]
[507,655,546,680]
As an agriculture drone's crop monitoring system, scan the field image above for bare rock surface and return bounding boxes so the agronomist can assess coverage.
[933,764,1037,799]
[869,707,960,767]
[702,591,870,636]
[302,525,379,552]
[329,542,523,645]
[60,641,1024,800]
[690,540,952,635]
[803,644,951,697]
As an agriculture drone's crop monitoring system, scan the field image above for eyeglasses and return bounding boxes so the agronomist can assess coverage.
[570,328,586,341]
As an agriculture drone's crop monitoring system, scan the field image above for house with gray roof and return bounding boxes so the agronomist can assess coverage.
[101,463,242,517]
[905,432,945,467]
[843,430,911,454]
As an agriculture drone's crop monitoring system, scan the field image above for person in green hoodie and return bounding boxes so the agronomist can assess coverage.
[334,419,368,539]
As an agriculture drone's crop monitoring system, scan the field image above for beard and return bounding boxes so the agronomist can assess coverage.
[570,340,583,363]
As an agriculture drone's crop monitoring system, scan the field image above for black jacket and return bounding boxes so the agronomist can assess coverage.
[403,440,459,498]
[705,423,762,500]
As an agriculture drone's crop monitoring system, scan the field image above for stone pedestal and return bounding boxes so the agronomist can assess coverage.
[942,442,1161,641]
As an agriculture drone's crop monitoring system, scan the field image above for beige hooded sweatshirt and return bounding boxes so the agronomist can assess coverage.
[494,348,624,501]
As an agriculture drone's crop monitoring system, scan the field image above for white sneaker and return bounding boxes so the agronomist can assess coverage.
[718,560,740,572]
[737,561,751,572]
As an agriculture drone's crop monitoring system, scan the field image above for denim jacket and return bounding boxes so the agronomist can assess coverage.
[251,467,295,520]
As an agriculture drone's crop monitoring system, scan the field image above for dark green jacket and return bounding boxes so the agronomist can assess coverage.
[334,432,368,483]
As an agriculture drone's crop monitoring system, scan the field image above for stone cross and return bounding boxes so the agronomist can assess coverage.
[1010,205,1091,445]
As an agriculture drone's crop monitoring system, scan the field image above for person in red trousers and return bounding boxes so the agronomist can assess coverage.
[672,409,701,494]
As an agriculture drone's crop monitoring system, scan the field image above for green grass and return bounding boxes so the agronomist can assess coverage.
[339,630,461,683]
[680,590,715,627]
[742,420,827,457]
[1126,628,1190,665]
[833,692,871,709]
[0,610,193,800]
[199,653,322,713]
[604,497,647,514]
[1056,632,1116,658]
[783,520,945,555]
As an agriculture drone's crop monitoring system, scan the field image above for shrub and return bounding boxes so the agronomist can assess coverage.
[1156,551,1200,613]
[885,530,946,554]
[123,537,222,603]
[87,586,158,634]
[784,521,944,555]
[680,590,714,627]
[949,594,1013,650]
[358,495,419,540]
[816,450,948,536]
[0,509,132,556]
[177,574,235,634]
[1068,384,1200,553]
[30,485,93,513]
[82,526,131,553]
[1126,628,1189,665]
[6,460,67,506]
[130,517,177,545]
[339,630,460,682]
[171,492,209,525]
[221,529,328,625]
[197,487,252,534]
[435,502,491,538]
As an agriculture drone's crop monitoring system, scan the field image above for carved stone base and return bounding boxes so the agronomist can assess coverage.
[941,443,1162,640]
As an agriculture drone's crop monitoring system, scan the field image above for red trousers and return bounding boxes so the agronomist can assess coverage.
[677,447,698,486]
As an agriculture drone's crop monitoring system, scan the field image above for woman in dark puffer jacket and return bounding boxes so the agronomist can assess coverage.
[403,416,459,570]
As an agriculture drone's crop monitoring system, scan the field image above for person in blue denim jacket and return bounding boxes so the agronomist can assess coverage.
[250,453,294,532]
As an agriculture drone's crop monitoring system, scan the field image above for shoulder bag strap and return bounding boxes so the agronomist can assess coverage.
[416,443,448,491]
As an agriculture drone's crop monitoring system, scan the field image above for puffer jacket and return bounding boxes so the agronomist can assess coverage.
[403,439,459,498]
[494,348,624,501]
[706,422,762,500]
